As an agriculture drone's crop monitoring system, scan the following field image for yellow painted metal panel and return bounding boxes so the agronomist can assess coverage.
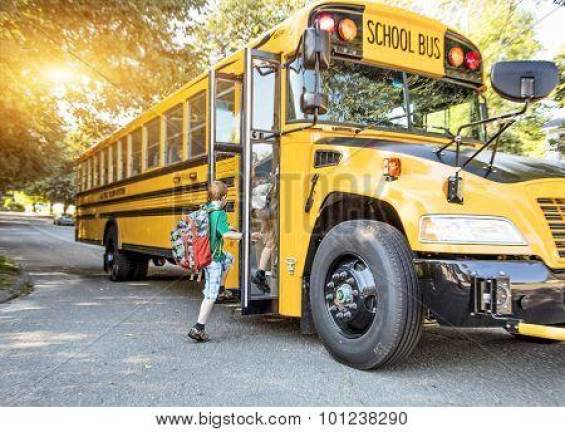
[363,3,446,76]
[517,323,565,341]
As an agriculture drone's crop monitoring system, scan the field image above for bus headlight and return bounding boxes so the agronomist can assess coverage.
[419,215,527,245]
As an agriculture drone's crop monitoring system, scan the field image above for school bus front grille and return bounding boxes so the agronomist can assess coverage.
[538,198,565,258]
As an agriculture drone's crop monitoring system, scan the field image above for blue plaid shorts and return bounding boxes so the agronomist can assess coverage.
[202,252,234,300]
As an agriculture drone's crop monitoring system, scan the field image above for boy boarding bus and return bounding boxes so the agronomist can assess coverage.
[75,0,565,369]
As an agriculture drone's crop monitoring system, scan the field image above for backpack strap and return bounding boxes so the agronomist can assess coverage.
[190,215,198,239]
[208,209,222,258]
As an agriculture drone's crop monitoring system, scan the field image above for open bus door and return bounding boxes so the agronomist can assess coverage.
[241,48,281,315]
[209,66,244,296]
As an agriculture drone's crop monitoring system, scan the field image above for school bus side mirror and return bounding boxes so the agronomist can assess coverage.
[490,60,559,103]
[300,90,328,115]
[303,27,331,70]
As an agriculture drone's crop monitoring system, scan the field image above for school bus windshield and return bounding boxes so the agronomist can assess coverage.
[288,59,483,139]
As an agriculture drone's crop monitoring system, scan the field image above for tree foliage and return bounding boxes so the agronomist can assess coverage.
[0,0,205,194]
[554,47,565,108]
[197,0,307,63]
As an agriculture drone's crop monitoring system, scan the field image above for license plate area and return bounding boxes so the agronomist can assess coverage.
[472,275,512,316]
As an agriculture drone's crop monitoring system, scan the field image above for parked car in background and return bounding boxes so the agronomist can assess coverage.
[53,214,75,226]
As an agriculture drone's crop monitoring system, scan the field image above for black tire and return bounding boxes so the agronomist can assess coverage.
[104,226,134,282]
[129,257,149,280]
[309,220,423,370]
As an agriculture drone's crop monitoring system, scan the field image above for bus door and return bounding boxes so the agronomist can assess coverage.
[241,49,281,314]
[209,71,243,292]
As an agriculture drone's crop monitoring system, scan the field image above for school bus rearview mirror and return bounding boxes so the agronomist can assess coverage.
[490,60,558,103]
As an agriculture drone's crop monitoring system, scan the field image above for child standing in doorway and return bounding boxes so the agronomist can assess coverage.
[188,180,242,342]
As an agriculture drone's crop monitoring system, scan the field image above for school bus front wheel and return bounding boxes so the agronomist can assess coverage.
[309,220,423,370]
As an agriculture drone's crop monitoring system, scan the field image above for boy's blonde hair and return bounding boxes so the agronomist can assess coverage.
[208,180,228,202]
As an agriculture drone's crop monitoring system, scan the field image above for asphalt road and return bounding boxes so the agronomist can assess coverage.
[0,213,563,406]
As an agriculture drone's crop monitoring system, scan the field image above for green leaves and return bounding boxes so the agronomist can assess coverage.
[196,0,307,63]
[0,0,205,193]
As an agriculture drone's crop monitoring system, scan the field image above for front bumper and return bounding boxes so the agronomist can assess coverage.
[416,259,565,327]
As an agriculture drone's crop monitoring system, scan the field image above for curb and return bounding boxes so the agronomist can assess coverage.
[0,271,33,304]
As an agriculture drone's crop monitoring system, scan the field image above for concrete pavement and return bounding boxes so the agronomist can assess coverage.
[0,213,563,406]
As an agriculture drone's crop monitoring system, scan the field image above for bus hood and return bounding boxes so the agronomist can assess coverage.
[316,137,565,184]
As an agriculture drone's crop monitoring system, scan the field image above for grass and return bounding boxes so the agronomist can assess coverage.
[0,255,19,291]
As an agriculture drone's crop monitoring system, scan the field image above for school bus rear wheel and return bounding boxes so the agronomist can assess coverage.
[104,226,147,281]
[310,220,423,370]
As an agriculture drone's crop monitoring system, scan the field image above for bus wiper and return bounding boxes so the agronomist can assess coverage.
[426,125,454,137]
[354,113,409,134]
[354,119,389,134]
[437,102,528,204]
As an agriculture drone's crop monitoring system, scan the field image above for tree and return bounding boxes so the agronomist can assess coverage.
[25,129,90,213]
[197,0,308,64]
[0,0,206,194]
[553,47,565,108]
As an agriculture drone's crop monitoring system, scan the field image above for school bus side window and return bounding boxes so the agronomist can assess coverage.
[102,148,109,185]
[131,128,142,176]
[165,104,183,164]
[76,165,81,192]
[188,92,206,157]
[145,118,161,169]
[92,153,99,186]
[252,59,278,132]
[86,158,92,189]
[111,142,118,182]
[215,79,240,144]
[120,139,128,179]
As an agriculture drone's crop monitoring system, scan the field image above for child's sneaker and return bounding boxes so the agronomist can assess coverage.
[188,327,209,342]
[251,270,270,293]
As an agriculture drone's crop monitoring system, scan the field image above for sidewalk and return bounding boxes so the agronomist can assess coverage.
[0,256,32,303]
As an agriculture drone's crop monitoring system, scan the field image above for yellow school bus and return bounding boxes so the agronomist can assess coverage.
[75,0,565,369]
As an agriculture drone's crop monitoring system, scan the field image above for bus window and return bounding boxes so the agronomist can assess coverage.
[252,59,278,132]
[145,118,161,169]
[78,163,83,192]
[99,151,104,185]
[131,128,142,176]
[93,153,99,187]
[287,58,407,129]
[165,104,183,165]
[110,143,118,183]
[120,139,128,179]
[215,79,240,144]
[86,158,92,189]
[188,92,206,157]
[406,74,482,139]
[102,148,109,185]
[76,165,81,192]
